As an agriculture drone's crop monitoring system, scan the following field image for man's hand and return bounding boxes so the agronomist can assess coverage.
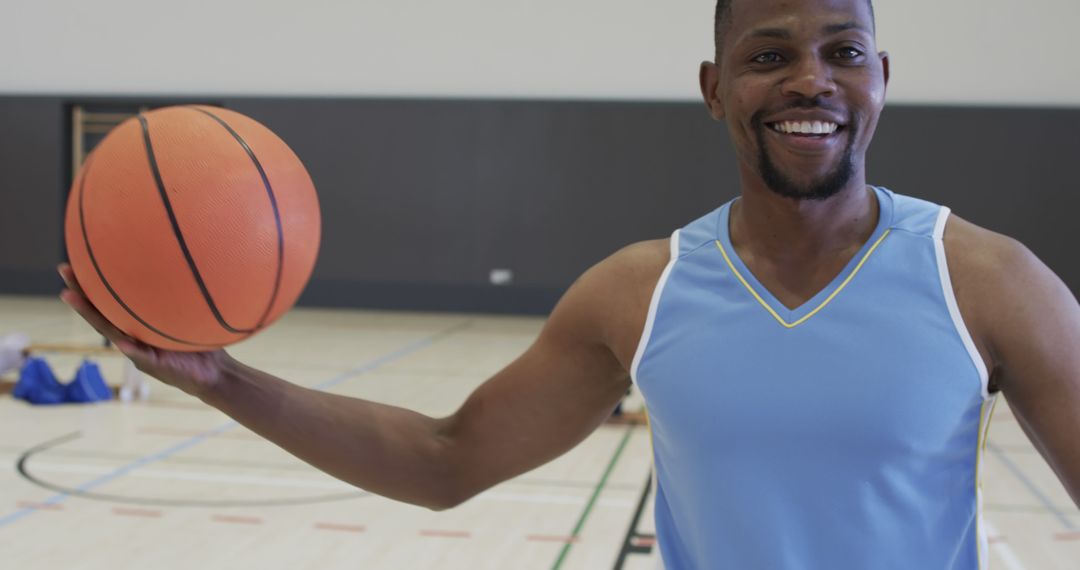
[58,263,234,398]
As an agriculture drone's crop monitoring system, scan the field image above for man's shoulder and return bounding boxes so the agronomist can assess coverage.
[544,238,673,371]
[554,238,672,325]
[943,215,1034,280]
[603,238,672,278]
[943,215,1064,365]
[578,238,673,311]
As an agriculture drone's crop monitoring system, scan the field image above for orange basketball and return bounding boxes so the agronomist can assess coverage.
[64,105,321,352]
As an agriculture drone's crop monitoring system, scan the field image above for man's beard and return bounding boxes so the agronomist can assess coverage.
[752,111,858,202]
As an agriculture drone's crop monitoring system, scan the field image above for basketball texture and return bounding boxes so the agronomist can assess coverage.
[64,105,321,351]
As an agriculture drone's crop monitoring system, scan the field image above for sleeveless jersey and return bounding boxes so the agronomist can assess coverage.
[631,187,997,569]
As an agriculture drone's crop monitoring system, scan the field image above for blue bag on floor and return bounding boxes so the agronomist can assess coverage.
[12,357,66,405]
[64,360,112,403]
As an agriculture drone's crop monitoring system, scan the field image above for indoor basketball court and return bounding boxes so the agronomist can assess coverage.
[1,1,1079,569]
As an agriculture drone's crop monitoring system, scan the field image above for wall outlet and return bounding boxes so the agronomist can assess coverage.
[489,268,513,286]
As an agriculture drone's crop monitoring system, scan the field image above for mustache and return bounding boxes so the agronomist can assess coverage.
[751,98,847,127]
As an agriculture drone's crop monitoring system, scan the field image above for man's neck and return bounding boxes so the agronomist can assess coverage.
[729,179,879,262]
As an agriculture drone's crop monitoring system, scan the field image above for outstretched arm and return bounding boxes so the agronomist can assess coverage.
[58,240,666,510]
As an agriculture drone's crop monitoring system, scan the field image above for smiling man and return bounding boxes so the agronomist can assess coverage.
[58,0,1080,569]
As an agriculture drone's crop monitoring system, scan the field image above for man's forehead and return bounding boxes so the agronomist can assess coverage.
[727,0,875,37]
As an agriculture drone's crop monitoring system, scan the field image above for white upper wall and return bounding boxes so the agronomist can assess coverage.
[1,0,1077,106]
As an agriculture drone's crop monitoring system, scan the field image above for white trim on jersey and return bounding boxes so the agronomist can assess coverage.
[933,206,991,399]
[631,229,680,385]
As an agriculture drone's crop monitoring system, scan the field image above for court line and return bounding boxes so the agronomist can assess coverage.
[25,461,635,506]
[0,321,471,529]
[26,461,358,490]
[613,472,654,569]
[419,529,471,538]
[988,443,1076,529]
[314,522,365,533]
[212,514,263,525]
[17,440,368,508]
[528,535,579,544]
[112,508,162,518]
[551,426,635,570]
[4,445,643,490]
[983,521,1026,570]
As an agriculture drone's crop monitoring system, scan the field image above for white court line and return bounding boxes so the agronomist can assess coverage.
[984,521,1027,570]
[477,491,635,509]
[27,462,635,508]
[28,462,354,490]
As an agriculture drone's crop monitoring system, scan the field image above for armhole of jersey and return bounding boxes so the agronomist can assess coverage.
[630,229,680,386]
[933,207,991,400]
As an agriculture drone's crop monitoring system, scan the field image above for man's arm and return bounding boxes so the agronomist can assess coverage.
[946,216,1080,506]
[60,239,669,510]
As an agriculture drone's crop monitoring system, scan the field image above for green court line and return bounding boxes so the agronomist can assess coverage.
[551,425,636,570]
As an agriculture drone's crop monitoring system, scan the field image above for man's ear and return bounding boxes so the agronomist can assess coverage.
[699,61,725,121]
[879,51,890,88]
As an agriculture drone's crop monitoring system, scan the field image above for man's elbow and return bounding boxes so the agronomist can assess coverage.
[422,473,485,511]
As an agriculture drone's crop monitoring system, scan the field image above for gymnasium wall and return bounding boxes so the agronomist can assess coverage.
[2,0,1078,105]
[1,1,1077,314]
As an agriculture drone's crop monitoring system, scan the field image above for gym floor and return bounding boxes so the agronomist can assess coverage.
[0,295,1077,569]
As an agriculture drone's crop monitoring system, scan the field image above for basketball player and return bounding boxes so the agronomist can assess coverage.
[59,0,1080,567]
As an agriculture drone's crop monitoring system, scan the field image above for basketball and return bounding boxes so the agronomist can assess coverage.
[63,105,321,352]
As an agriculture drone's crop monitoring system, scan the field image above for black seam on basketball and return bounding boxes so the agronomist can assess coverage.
[138,114,255,335]
[76,151,216,348]
[188,106,285,331]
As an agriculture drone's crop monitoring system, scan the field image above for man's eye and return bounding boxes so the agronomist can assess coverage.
[752,52,783,64]
[835,47,864,59]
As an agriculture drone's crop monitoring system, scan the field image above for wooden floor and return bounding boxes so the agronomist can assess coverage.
[0,295,1077,569]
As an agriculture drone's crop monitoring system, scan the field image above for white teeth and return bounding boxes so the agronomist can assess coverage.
[770,121,839,135]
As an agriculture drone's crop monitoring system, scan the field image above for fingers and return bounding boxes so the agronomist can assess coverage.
[58,263,119,336]
[57,263,145,358]
[59,288,125,341]
[57,263,84,297]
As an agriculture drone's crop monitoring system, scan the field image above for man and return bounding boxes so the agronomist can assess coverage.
[60,0,1080,567]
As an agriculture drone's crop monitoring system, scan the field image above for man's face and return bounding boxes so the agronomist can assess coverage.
[702,0,888,201]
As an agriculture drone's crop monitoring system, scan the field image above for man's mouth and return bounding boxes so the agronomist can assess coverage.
[766,121,843,137]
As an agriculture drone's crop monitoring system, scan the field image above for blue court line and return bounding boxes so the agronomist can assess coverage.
[988,442,1076,529]
[0,320,471,530]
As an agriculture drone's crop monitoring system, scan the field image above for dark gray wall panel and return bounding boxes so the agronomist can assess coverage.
[226,99,732,284]
[870,106,1080,292]
[0,97,65,293]
[0,95,1076,313]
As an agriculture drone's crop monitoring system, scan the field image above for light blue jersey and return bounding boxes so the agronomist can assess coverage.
[631,187,996,569]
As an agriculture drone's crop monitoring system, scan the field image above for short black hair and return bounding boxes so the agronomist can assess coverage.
[714,0,876,57]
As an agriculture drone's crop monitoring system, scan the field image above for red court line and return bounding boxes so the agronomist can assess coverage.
[16,501,63,511]
[630,535,656,548]
[526,535,579,544]
[212,515,263,525]
[419,529,472,538]
[314,522,366,533]
[1054,531,1080,541]
[113,508,162,518]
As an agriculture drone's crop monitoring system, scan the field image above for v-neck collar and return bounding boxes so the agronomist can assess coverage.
[714,186,895,329]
